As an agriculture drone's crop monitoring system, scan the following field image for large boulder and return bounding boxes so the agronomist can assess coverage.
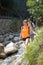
[4,42,18,55]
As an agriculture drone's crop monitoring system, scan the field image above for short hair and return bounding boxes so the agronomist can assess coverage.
[23,20,27,23]
[28,18,32,22]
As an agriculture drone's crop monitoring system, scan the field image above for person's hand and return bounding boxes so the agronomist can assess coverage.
[36,34,38,36]
[35,33,38,37]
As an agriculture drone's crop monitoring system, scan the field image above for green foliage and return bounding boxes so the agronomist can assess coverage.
[38,52,43,65]
[24,27,43,65]
[26,0,43,18]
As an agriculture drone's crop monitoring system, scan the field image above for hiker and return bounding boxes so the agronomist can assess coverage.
[28,18,37,41]
[20,20,30,47]
[28,18,35,30]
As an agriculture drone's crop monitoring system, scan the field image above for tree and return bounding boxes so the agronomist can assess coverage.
[26,0,43,18]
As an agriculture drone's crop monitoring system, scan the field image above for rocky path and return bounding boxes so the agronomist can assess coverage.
[0,43,25,65]
[0,33,25,65]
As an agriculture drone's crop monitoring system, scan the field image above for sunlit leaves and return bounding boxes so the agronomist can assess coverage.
[26,0,35,7]
[26,0,43,18]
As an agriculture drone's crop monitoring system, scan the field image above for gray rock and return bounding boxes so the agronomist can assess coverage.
[4,42,18,55]
[8,35,14,39]
[0,40,26,65]
[13,37,19,42]
[4,34,14,41]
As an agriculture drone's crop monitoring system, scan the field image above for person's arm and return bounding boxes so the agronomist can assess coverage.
[30,26,37,35]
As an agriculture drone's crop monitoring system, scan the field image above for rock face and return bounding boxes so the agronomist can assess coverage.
[4,42,18,55]
[0,19,22,34]
[0,19,12,34]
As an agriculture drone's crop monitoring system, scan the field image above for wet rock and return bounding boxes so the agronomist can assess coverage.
[4,42,18,55]
[0,43,4,53]
[12,37,19,42]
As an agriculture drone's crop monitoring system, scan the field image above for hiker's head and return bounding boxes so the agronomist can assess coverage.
[23,20,28,26]
[28,18,32,23]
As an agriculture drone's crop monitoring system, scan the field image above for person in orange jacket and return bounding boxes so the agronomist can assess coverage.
[20,20,30,46]
[20,20,37,47]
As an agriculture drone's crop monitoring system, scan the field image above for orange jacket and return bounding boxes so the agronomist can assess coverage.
[21,26,30,38]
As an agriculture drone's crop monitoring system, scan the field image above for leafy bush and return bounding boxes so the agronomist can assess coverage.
[37,52,43,65]
[24,27,43,65]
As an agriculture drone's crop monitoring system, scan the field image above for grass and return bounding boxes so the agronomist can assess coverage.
[23,27,43,65]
